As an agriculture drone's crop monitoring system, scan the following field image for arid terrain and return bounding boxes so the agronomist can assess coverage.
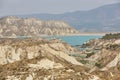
[1,0,120,80]
[0,38,89,80]
[0,16,119,80]
[0,16,78,38]
[0,33,119,80]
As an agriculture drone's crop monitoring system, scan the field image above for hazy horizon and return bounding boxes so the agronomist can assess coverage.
[0,0,120,17]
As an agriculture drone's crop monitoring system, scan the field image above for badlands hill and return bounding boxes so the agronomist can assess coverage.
[75,33,120,80]
[0,16,78,37]
[0,34,120,79]
[0,38,94,80]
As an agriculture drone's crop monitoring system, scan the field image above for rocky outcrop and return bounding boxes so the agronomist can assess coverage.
[0,38,81,65]
[0,37,120,80]
[0,16,78,37]
[73,37,120,80]
[81,38,120,68]
[0,38,94,80]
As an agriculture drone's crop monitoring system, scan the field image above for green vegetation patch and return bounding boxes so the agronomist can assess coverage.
[95,62,102,68]
[86,52,95,58]
[106,44,120,50]
[102,33,120,39]
[78,60,88,64]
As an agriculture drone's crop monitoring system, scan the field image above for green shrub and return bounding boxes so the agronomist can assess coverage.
[86,52,95,58]
[102,33,120,39]
[79,60,88,64]
[95,62,102,68]
[107,44,120,50]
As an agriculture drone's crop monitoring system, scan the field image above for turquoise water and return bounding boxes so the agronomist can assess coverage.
[43,35,102,46]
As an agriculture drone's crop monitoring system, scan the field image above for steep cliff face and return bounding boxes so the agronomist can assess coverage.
[0,16,78,37]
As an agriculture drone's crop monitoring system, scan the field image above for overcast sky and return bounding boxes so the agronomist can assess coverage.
[0,0,120,17]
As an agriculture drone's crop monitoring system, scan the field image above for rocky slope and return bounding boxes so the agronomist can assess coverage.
[0,38,81,65]
[0,16,78,37]
[0,38,100,80]
[0,37,120,80]
[83,38,120,69]
[74,34,120,80]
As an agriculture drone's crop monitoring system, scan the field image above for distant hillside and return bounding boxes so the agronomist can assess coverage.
[19,3,120,32]
[0,16,78,37]
[102,33,120,39]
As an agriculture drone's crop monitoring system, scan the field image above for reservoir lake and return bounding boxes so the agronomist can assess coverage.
[43,35,102,46]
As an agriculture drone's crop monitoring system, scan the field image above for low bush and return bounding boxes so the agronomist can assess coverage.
[102,33,120,39]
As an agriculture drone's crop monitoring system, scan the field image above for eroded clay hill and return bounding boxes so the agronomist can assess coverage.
[0,35,120,80]
[0,16,78,37]
[78,35,120,80]
[0,38,94,80]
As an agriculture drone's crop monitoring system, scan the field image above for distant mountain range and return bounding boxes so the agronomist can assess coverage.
[19,3,120,32]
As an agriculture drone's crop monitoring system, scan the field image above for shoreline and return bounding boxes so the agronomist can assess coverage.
[77,33,105,36]
[0,33,105,38]
[39,33,105,37]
